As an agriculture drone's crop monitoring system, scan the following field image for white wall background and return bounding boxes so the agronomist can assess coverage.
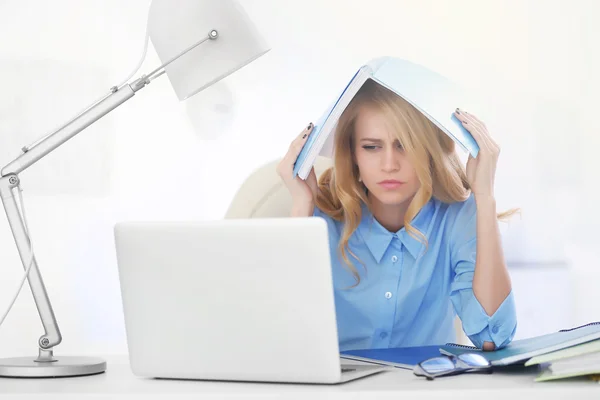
[0,0,598,357]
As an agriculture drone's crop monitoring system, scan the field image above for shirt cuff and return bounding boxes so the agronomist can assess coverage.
[455,289,517,349]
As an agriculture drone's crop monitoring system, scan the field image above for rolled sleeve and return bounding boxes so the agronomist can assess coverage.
[451,281,517,349]
[449,194,518,350]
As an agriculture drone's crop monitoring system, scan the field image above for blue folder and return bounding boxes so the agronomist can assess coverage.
[340,345,442,370]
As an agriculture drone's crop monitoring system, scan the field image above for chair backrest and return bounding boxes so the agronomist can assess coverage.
[225,156,332,219]
[225,156,471,345]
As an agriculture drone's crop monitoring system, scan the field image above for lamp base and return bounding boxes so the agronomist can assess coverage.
[0,356,106,378]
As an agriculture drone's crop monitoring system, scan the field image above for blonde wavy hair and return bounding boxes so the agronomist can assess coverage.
[315,79,519,286]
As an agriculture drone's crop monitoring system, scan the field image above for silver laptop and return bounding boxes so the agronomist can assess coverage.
[113,217,387,384]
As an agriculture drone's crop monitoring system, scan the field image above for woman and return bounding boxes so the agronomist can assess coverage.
[277,79,518,352]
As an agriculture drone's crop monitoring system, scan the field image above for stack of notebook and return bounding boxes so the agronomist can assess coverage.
[340,322,600,382]
[524,334,600,382]
[439,322,600,382]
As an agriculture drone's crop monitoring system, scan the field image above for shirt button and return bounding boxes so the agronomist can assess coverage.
[391,255,398,263]
[492,326,499,334]
[385,292,393,299]
[380,332,388,339]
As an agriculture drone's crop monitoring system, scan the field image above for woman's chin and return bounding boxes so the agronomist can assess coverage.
[370,190,413,206]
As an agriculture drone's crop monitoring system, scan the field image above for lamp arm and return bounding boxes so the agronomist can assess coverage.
[0,81,148,352]
[2,84,136,177]
[0,30,216,178]
[0,31,216,360]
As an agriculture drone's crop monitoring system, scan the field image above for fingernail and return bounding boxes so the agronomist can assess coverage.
[302,134,307,138]
[455,108,461,114]
[307,122,313,130]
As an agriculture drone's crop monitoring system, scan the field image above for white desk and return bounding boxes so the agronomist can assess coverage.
[0,356,597,399]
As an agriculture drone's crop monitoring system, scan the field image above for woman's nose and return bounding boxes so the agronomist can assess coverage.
[381,148,400,172]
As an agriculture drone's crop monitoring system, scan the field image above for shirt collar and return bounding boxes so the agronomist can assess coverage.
[357,198,435,263]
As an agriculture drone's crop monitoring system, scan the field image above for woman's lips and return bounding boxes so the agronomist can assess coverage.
[378,180,405,189]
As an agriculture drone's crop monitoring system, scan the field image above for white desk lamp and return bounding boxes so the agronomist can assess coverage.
[0,0,269,378]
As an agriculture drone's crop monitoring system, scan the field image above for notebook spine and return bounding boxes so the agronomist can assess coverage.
[559,321,600,332]
[445,343,479,350]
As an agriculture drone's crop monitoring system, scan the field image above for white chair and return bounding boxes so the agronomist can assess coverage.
[225,156,332,219]
[225,157,470,345]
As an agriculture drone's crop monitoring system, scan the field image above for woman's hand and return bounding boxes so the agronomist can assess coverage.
[454,109,500,199]
[276,123,318,214]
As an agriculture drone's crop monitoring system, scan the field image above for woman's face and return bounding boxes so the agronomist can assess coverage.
[353,106,421,206]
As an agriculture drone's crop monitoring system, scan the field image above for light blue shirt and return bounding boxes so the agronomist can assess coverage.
[313,193,517,351]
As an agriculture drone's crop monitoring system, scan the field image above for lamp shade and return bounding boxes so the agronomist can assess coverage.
[148,0,270,101]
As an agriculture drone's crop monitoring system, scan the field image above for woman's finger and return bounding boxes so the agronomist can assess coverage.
[455,110,495,153]
[455,111,489,151]
[461,111,498,148]
[458,111,484,132]
[289,122,314,148]
[282,123,314,169]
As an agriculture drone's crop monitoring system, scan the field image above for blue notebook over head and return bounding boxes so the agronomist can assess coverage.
[440,322,600,366]
[340,345,442,370]
[293,56,480,179]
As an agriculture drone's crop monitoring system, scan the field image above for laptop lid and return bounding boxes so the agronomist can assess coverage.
[113,217,343,382]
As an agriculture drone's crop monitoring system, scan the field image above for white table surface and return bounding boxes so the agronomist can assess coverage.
[0,355,597,399]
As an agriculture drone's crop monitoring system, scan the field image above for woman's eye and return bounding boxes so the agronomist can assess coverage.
[362,145,378,150]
